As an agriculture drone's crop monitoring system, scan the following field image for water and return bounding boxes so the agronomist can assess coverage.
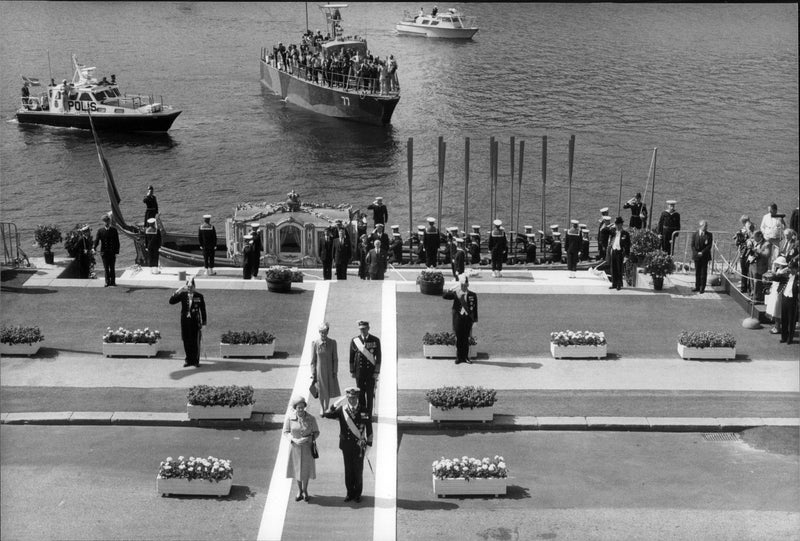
[1,2,797,262]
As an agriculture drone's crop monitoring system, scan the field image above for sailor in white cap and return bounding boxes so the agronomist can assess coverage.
[199,214,217,275]
[414,225,427,265]
[452,235,467,278]
[445,226,459,268]
[489,219,507,277]
[367,196,388,227]
[549,230,563,264]
[250,222,262,278]
[657,200,681,255]
[524,232,537,263]
[623,192,648,230]
[579,224,590,262]
[349,320,381,418]
[389,229,403,265]
[424,217,440,268]
[145,217,161,275]
[241,233,254,280]
[322,384,372,503]
[143,185,158,225]
[566,219,581,278]
[597,215,613,262]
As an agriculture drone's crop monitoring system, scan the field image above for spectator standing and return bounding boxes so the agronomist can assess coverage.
[690,220,713,294]
[760,203,786,258]
[748,231,772,303]
[320,227,335,280]
[333,228,350,280]
[779,260,798,344]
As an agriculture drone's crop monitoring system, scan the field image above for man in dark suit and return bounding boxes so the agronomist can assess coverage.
[323,387,373,503]
[320,227,335,280]
[241,234,254,280]
[93,214,120,287]
[349,320,381,417]
[369,223,390,255]
[143,185,158,226]
[691,220,713,294]
[657,200,681,255]
[442,275,478,365]
[333,228,351,280]
[365,239,387,280]
[389,230,403,265]
[609,216,631,291]
[168,278,207,367]
[250,223,262,278]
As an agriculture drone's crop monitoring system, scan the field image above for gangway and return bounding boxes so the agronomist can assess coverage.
[1,223,30,268]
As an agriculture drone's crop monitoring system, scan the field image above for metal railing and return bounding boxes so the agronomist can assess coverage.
[669,230,733,274]
[1,223,30,268]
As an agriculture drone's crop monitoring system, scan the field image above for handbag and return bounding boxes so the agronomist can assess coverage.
[309,381,319,399]
[311,439,319,459]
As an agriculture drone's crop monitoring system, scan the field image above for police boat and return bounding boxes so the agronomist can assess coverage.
[16,55,181,132]
[396,7,479,39]
[260,4,400,126]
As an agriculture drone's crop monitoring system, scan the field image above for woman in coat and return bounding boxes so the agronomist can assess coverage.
[283,396,320,502]
[310,322,341,414]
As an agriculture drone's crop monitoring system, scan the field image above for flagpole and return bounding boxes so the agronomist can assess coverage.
[47,50,52,85]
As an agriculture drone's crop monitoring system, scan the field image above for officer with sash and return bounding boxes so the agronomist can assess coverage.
[442,275,478,365]
[349,320,381,417]
[198,214,217,276]
[323,386,373,503]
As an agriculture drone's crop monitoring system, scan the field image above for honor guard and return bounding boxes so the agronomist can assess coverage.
[250,223,262,278]
[389,228,403,265]
[423,217,440,268]
[525,232,537,263]
[198,214,217,275]
[452,236,467,278]
[445,226,458,270]
[657,200,681,255]
[468,232,481,264]
[579,225,590,261]
[415,225,426,264]
[596,208,609,258]
[597,215,612,261]
[565,220,581,277]
[550,231,562,264]
[489,220,507,277]
[143,185,158,225]
[623,192,648,230]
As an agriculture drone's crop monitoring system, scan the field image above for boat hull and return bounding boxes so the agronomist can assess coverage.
[259,61,398,126]
[15,110,181,132]
[158,246,236,268]
[395,23,478,39]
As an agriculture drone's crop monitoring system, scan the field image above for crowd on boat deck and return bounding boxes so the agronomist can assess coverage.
[268,32,399,95]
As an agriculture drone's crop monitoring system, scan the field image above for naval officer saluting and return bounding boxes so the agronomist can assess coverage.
[323,386,373,503]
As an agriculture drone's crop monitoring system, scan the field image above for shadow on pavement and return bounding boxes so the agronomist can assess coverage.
[168,359,298,379]
[685,355,752,363]
[0,286,57,294]
[397,497,459,510]
[473,359,543,369]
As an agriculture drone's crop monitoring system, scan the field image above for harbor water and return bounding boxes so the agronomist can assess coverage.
[0,2,797,262]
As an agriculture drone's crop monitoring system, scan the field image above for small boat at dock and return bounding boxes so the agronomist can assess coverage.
[16,55,180,132]
[259,4,400,126]
[396,7,479,39]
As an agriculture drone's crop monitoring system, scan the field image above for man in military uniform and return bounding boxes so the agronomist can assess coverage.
[489,220,507,278]
[597,215,612,261]
[349,320,381,418]
[452,236,466,278]
[423,217,440,268]
[250,222,262,278]
[241,234,254,280]
[369,223,390,255]
[93,214,120,287]
[565,219,581,278]
[443,275,478,365]
[323,387,373,503]
[444,227,458,268]
[549,231,562,264]
[143,185,158,226]
[579,225,591,261]
[657,200,681,255]
[76,225,93,279]
[623,192,648,230]
[468,232,481,265]
[169,278,207,367]
[389,229,403,265]
[609,217,631,290]
[524,232,537,263]
[198,214,217,276]
[414,225,426,264]
[366,196,388,227]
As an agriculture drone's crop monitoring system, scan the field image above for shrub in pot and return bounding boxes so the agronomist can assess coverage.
[643,249,674,290]
[34,224,63,264]
[416,269,445,295]
[426,386,497,410]
[0,325,44,345]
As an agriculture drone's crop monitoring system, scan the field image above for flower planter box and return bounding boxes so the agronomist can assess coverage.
[156,475,232,497]
[419,281,444,295]
[432,475,507,498]
[677,343,736,360]
[102,342,159,358]
[186,403,254,420]
[423,344,476,359]
[266,279,291,293]
[550,343,607,360]
[0,342,41,356]
[429,403,493,423]
[219,341,276,358]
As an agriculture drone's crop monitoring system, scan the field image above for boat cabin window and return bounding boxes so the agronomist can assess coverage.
[94,90,111,100]
[429,21,439,25]
[78,92,92,101]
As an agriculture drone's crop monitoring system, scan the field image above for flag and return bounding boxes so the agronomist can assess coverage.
[22,76,41,86]
[87,112,128,231]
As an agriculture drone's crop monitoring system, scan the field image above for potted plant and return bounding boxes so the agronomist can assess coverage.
[0,325,44,356]
[677,330,737,360]
[265,265,293,292]
[157,455,233,497]
[422,331,477,359]
[220,330,277,358]
[416,269,445,295]
[426,386,497,422]
[550,330,607,359]
[432,455,508,497]
[628,229,661,287]
[642,249,674,290]
[102,327,161,357]
[34,224,63,265]
[186,385,255,420]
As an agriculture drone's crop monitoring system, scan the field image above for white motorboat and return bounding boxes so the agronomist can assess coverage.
[396,7,479,39]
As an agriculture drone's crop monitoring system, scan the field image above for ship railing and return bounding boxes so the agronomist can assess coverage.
[19,96,48,111]
[670,230,733,275]
[0,222,30,268]
[265,55,400,96]
[457,16,477,28]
